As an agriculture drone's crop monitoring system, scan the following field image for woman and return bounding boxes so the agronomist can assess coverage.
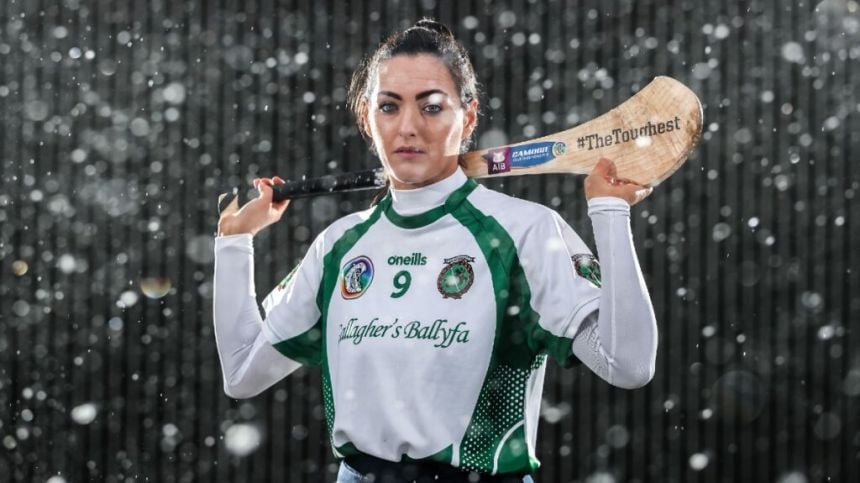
[214,19,657,483]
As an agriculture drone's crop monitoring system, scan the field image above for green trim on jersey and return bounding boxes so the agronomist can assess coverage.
[335,441,361,457]
[403,444,454,465]
[335,442,455,467]
[381,178,479,229]
[315,207,386,449]
[272,327,323,366]
[452,197,577,474]
[274,207,382,450]
[273,179,580,475]
[495,423,529,474]
[270,269,324,366]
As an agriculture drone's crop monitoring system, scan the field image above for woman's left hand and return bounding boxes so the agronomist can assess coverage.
[584,158,654,206]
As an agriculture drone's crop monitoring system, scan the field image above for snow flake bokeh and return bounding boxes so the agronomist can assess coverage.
[1,0,859,482]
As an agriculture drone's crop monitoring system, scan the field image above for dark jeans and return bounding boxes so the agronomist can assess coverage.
[336,458,536,483]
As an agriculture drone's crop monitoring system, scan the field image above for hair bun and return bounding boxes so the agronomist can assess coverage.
[413,18,453,37]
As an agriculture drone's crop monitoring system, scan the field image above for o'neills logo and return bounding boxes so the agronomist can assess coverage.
[387,253,427,266]
[341,255,374,299]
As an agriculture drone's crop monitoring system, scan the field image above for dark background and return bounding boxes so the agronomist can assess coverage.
[1,0,858,482]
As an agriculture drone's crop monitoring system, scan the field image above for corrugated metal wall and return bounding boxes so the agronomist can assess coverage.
[1,0,858,481]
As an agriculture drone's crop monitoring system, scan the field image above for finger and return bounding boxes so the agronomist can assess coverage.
[259,178,290,211]
[635,186,654,204]
[269,177,289,206]
[615,176,649,189]
[593,158,620,186]
[256,180,275,201]
[624,185,654,206]
[601,158,618,183]
[269,179,290,212]
[251,180,262,199]
[273,198,291,214]
[218,190,241,217]
[590,158,613,178]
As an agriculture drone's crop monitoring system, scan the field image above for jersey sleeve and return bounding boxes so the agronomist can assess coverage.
[516,209,602,366]
[258,231,326,366]
[578,196,658,388]
[213,234,304,398]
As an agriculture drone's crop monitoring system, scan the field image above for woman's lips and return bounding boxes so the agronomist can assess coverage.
[394,147,424,159]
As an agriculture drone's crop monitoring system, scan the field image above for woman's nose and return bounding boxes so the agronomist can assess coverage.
[397,106,420,137]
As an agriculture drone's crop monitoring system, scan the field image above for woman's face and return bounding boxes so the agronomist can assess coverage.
[365,54,477,190]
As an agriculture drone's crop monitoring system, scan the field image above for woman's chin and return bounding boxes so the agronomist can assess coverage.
[386,161,458,189]
[388,168,435,188]
[390,175,431,189]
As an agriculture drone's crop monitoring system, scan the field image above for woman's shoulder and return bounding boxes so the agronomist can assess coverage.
[467,183,563,226]
[465,184,583,250]
[315,205,379,243]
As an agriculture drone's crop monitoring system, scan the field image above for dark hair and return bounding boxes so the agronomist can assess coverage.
[347,18,480,155]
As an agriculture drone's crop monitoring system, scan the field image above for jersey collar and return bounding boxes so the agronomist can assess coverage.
[388,168,468,215]
[380,169,478,229]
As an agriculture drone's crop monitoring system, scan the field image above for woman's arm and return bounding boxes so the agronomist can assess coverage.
[213,234,302,399]
[570,197,658,389]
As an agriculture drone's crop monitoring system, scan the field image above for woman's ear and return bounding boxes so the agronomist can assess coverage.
[462,99,479,140]
[359,99,379,155]
[359,98,371,138]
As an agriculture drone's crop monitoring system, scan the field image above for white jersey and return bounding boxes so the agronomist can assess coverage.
[214,167,658,477]
[256,173,602,474]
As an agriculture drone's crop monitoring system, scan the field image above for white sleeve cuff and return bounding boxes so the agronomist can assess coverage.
[214,233,254,253]
[587,197,631,215]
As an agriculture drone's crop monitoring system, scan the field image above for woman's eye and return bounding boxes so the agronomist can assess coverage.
[423,104,442,114]
[379,103,397,113]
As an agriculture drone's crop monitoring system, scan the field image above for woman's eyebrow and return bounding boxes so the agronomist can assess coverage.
[378,89,448,100]
[415,89,447,100]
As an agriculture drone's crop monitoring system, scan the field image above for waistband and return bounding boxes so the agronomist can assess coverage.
[343,453,532,482]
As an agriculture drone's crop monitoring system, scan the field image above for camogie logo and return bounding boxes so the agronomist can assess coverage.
[483,140,568,174]
[341,255,374,299]
[437,255,475,299]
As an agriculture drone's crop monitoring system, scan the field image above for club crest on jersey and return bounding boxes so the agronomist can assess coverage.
[572,254,601,288]
[341,256,374,299]
[437,255,475,299]
[277,267,298,291]
[262,267,299,315]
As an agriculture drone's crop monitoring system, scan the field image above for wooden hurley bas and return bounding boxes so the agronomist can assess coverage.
[218,76,703,214]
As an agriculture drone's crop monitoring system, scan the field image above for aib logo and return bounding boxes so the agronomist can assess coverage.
[341,256,374,299]
[484,147,512,174]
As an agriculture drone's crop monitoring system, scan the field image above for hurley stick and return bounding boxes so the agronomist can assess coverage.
[218,76,702,214]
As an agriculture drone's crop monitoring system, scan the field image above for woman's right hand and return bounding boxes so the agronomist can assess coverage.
[217,177,290,237]
[584,158,653,206]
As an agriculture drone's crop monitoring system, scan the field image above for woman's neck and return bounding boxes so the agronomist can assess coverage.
[388,168,467,216]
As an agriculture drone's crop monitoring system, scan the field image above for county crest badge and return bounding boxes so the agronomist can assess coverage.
[341,255,374,299]
[572,254,601,288]
[262,267,298,315]
[437,255,475,299]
